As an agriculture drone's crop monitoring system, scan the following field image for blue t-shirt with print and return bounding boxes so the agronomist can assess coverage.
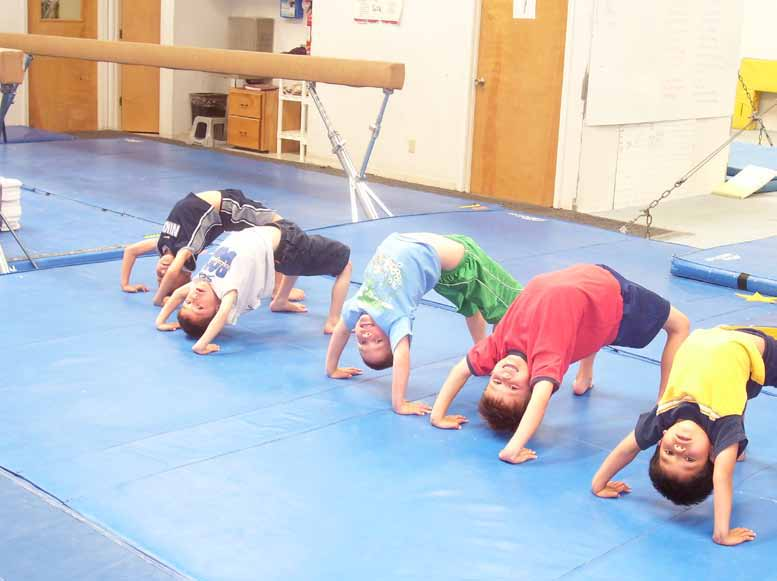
[342,233,441,351]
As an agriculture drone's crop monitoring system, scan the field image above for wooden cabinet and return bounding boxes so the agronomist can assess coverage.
[226,87,278,153]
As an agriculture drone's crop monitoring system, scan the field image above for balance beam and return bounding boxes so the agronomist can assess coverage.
[0,32,404,90]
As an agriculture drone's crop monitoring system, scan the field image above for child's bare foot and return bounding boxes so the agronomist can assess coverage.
[270,300,308,313]
[323,317,339,335]
[572,375,594,396]
[288,288,305,302]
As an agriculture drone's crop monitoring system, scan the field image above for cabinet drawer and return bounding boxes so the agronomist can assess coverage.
[228,91,262,119]
[227,116,260,149]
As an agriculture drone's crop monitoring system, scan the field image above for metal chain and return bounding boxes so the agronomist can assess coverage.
[620,74,776,238]
[738,72,773,146]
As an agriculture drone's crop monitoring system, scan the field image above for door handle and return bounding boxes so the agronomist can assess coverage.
[474,77,486,87]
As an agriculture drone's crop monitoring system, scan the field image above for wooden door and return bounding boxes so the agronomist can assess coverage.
[120,0,160,133]
[28,0,98,132]
[470,0,568,207]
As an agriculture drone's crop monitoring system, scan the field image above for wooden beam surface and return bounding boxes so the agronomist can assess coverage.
[0,33,405,90]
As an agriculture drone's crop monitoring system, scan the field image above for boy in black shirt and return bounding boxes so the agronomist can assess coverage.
[120,189,302,305]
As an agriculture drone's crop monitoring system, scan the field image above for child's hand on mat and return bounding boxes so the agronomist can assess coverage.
[156,322,180,332]
[713,528,757,546]
[498,446,537,464]
[123,283,149,293]
[594,481,631,499]
[394,401,432,416]
[329,367,363,379]
[193,343,220,355]
[431,414,469,430]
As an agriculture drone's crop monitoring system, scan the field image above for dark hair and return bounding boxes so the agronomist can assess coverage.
[648,446,714,506]
[478,389,528,433]
[177,308,211,339]
[362,350,394,371]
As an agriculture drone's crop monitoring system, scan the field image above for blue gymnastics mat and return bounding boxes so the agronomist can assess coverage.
[0,137,488,231]
[0,470,185,581]
[1,126,76,144]
[4,207,777,580]
[0,137,490,272]
[727,141,777,193]
[672,236,777,296]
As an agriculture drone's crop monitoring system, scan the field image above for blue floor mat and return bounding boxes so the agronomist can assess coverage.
[0,138,490,271]
[0,470,185,581]
[1,126,76,144]
[4,207,777,580]
[671,236,777,296]
[0,137,488,231]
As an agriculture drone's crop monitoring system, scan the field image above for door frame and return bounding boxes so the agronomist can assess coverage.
[99,0,121,129]
[466,0,584,210]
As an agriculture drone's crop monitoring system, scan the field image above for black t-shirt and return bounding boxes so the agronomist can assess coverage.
[157,193,223,271]
[634,403,747,459]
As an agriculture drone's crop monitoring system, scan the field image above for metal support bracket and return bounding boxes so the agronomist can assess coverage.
[306,82,394,222]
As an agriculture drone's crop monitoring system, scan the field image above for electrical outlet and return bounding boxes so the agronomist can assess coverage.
[408,139,416,154]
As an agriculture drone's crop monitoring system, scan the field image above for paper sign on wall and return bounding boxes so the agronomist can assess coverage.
[514,0,536,19]
[354,0,403,24]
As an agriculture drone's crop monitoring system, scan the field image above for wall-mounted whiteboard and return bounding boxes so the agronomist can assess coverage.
[585,0,743,126]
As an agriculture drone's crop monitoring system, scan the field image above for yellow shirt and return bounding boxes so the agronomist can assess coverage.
[657,328,765,420]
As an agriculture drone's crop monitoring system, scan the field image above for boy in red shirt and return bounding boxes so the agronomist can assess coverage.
[430,263,689,465]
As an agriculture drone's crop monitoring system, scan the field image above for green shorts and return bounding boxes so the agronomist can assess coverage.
[433,235,522,324]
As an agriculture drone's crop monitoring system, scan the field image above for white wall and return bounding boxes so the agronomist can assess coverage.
[162,0,308,139]
[228,0,307,53]
[556,1,744,213]
[304,0,478,191]
[0,0,28,126]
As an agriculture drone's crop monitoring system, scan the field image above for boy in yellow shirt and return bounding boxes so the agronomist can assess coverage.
[591,326,777,546]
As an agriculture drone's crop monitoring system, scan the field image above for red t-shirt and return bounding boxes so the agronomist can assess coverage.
[466,264,624,389]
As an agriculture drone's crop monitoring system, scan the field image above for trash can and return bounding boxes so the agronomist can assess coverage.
[189,93,228,123]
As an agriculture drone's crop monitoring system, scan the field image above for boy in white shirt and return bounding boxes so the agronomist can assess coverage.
[156,221,352,354]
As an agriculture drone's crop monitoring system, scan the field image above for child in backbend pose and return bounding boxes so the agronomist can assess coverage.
[430,263,689,463]
[155,220,352,353]
[325,232,522,415]
[591,326,777,546]
[120,188,302,305]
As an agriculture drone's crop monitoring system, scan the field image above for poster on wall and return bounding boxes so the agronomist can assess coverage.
[280,0,304,19]
[353,0,403,25]
[513,0,536,19]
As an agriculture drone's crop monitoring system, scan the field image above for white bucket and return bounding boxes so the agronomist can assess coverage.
[0,177,22,231]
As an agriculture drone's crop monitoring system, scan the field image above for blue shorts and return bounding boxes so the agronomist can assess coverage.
[598,265,671,349]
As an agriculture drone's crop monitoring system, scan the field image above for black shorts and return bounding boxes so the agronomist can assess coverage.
[272,220,350,277]
[598,264,671,349]
[219,189,276,230]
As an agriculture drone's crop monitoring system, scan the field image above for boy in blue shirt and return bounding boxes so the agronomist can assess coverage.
[325,233,522,415]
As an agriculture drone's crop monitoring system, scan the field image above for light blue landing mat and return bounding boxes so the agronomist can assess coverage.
[727,141,777,193]
[4,206,777,580]
[672,236,777,297]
